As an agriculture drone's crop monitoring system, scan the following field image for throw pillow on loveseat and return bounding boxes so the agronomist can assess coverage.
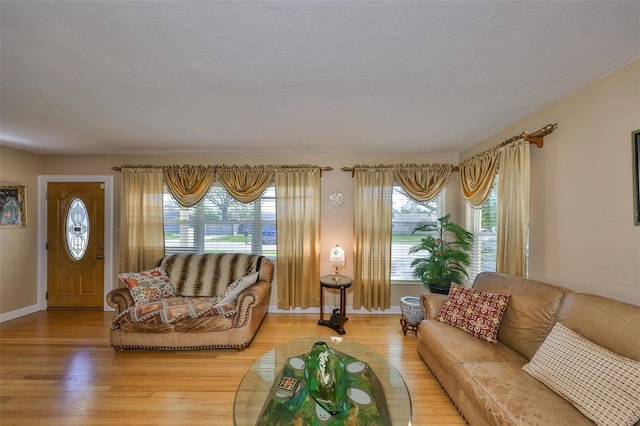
[118,267,176,306]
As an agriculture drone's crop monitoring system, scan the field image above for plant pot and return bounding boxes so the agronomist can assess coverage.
[400,296,424,324]
[426,284,450,295]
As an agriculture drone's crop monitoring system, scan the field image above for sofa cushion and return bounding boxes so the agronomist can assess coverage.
[159,253,264,297]
[555,292,640,362]
[118,267,176,306]
[436,283,510,344]
[522,323,640,426]
[218,272,259,305]
[111,296,236,332]
[459,361,594,426]
[473,272,569,359]
[419,319,527,384]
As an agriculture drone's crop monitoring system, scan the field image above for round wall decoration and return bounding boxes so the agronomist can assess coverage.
[329,192,344,207]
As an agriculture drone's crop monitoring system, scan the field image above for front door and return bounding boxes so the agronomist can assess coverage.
[47,182,105,308]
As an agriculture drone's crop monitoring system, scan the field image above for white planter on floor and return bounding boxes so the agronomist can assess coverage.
[400,296,424,325]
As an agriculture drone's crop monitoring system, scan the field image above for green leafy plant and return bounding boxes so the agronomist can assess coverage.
[409,214,474,293]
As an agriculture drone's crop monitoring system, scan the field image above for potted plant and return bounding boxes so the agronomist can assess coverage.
[408,214,474,294]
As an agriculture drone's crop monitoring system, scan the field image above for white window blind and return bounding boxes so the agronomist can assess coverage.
[163,183,276,258]
[466,176,498,283]
[391,186,445,282]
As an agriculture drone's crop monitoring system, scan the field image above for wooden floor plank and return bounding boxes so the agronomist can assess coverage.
[0,310,465,425]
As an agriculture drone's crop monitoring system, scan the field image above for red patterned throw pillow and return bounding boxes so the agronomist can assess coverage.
[436,282,510,344]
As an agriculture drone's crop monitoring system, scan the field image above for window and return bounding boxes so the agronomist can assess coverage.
[391,186,445,282]
[163,183,276,258]
[65,197,89,260]
[466,176,498,283]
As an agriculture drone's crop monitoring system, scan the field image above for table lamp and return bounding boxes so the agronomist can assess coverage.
[329,244,345,277]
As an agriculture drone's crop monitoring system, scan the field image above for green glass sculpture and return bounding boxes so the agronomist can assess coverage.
[304,341,347,415]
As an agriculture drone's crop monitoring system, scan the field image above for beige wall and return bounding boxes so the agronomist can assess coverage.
[2,148,458,317]
[38,151,459,313]
[2,60,638,317]
[0,146,42,315]
[462,59,640,305]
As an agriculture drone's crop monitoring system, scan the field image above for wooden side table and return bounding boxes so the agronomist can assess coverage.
[400,318,420,336]
[318,275,353,335]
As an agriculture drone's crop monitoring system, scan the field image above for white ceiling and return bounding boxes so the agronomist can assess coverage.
[1,1,639,155]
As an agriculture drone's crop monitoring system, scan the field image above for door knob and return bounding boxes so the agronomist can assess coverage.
[96,255,104,259]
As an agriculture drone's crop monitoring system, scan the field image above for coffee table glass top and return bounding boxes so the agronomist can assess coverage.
[233,336,412,425]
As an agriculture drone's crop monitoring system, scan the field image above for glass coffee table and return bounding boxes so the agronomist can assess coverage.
[234,336,412,425]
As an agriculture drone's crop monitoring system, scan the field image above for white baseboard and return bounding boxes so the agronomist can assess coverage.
[0,304,402,323]
[268,305,401,315]
[0,304,41,323]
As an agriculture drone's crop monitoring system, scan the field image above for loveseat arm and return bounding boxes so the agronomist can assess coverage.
[233,280,271,327]
[106,287,135,315]
[420,293,447,319]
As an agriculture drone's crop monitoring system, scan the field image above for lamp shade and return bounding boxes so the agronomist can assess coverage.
[329,244,345,267]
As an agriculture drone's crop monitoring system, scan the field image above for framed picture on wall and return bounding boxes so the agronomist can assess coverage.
[633,129,640,226]
[0,184,27,228]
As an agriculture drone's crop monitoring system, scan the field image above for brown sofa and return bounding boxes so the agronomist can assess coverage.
[418,272,640,426]
[107,253,273,350]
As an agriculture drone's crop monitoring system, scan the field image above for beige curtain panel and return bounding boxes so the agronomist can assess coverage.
[459,147,500,206]
[274,167,321,309]
[497,140,530,276]
[353,166,393,311]
[218,165,274,204]
[394,163,453,201]
[164,165,215,207]
[120,167,165,273]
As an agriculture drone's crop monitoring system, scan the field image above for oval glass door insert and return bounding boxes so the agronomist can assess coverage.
[66,197,89,260]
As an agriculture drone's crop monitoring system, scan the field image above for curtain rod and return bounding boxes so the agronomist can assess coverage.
[341,123,558,174]
[504,122,557,148]
[112,165,334,174]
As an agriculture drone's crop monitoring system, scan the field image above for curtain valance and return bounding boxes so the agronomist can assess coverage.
[349,163,453,202]
[218,165,274,204]
[115,164,329,207]
[394,163,452,202]
[459,147,500,207]
[164,165,216,207]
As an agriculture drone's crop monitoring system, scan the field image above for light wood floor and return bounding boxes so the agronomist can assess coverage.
[0,310,465,425]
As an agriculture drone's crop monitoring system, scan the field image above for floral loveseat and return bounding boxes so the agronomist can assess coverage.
[418,272,640,426]
[106,253,273,350]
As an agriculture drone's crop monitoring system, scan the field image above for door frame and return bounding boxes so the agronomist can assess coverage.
[38,175,114,311]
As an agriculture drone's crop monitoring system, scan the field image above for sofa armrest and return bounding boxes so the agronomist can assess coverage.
[235,280,270,309]
[233,279,271,327]
[106,287,135,314]
[420,293,447,319]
